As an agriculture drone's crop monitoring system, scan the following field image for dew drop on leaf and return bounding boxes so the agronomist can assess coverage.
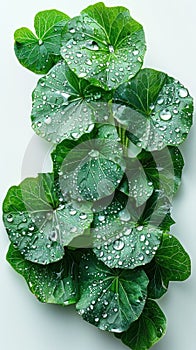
[6,214,13,222]
[178,88,188,98]
[113,239,125,251]
[160,109,172,121]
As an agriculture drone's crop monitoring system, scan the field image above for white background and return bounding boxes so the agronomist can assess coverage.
[0,1,196,349]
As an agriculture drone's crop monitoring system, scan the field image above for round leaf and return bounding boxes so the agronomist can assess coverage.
[7,244,79,305]
[14,10,69,74]
[114,68,193,151]
[145,233,191,299]
[92,193,162,269]
[76,251,149,332]
[61,3,146,90]
[52,127,125,201]
[3,173,93,264]
[115,300,167,350]
[31,61,112,143]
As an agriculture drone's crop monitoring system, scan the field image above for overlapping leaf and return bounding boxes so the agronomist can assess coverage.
[76,251,149,332]
[14,10,69,74]
[3,173,93,264]
[115,300,167,350]
[7,244,79,305]
[31,61,112,143]
[92,193,162,269]
[114,68,193,151]
[145,233,191,299]
[52,126,125,201]
[61,2,146,90]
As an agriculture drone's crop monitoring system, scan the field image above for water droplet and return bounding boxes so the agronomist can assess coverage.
[113,239,125,251]
[124,228,132,236]
[28,225,35,232]
[109,45,115,53]
[89,149,100,158]
[160,109,172,121]
[76,52,82,58]
[119,209,131,222]
[140,234,146,242]
[71,132,79,139]
[78,72,87,78]
[86,59,92,66]
[69,28,76,34]
[98,215,105,222]
[86,40,99,51]
[70,226,77,233]
[179,88,188,98]
[79,213,87,220]
[137,225,144,231]
[6,214,13,223]
[44,116,51,125]
[38,39,43,45]
[69,209,77,215]
[138,254,144,261]
[86,124,94,133]
[50,230,58,241]
[157,97,164,105]
[133,49,139,56]
[95,317,99,322]
[102,313,108,319]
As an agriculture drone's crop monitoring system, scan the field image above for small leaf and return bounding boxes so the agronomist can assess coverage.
[31,61,112,143]
[115,300,167,350]
[120,156,154,206]
[14,10,69,74]
[145,233,191,299]
[61,2,146,90]
[92,193,162,269]
[76,251,149,332]
[114,68,193,151]
[139,190,174,231]
[7,244,79,305]
[137,146,184,200]
[3,173,93,264]
[52,127,125,201]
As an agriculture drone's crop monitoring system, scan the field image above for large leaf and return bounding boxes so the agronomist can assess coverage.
[7,244,79,305]
[76,251,149,332]
[115,300,167,350]
[92,193,162,269]
[31,61,112,143]
[114,68,193,151]
[61,2,146,90]
[14,10,69,74]
[52,127,125,201]
[3,173,93,264]
[144,233,191,299]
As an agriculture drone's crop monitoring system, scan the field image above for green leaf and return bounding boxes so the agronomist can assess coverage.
[76,251,149,332]
[92,193,162,269]
[120,156,154,206]
[139,190,174,232]
[61,2,146,90]
[7,244,79,305]
[3,173,93,264]
[144,233,191,299]
[114,68,193,151]
[115,300,167,350]
[137,146,184,200]
[14,10,69,74]
[52,127,125,201]
[31,61,112,143]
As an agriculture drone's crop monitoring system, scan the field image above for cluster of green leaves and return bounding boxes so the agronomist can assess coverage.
[3,3,193,350]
